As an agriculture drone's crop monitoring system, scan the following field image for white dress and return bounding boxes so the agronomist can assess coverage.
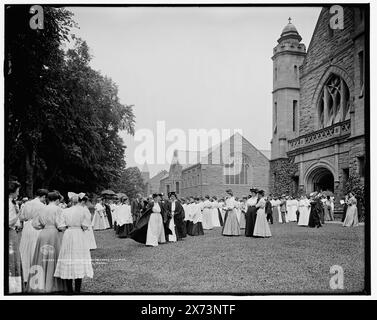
[202,200,213,230]
[82,205,97,249]
[19,197,44,281]
[253,198,272,237]
[298,198,310,226]
[275,199,282,223]
[146,202,166,246]
[92,203,108,230]
[211,201,221,227]
[343,197,359,227]
[54,205,93,279]
[286,199,297,222]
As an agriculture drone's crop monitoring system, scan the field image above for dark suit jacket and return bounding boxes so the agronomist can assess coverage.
[265,200,272,214]
[131,199,143,220]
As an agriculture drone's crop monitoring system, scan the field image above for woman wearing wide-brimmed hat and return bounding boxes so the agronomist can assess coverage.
[222,189,241,236]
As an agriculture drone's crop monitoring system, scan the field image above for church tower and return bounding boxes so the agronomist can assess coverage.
[270,18,306,195]
[271,18,306,160]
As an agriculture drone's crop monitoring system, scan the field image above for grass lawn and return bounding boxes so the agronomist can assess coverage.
[82,222,365,294]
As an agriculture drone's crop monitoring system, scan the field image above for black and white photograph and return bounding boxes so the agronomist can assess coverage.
[3,1,371,298]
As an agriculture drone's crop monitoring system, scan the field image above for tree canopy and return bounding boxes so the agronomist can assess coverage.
[6,5,136,197]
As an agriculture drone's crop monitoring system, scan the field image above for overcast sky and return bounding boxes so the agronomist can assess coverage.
[67,6,322,177]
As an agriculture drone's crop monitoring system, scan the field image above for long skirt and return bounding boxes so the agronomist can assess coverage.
[26,227,66,293]
[117,223,133,238]
[272,206,279,223]
[146,213,166,246]
[92,213,108,231]
[217,209,224,227]
[54,228,93,279]
[324,206,332,221]
[9,229,22,293]
[239,211,246,229]
[235,208,241,223]
[186,220,193,235]
[287,207,297,222]
[245,206,257,237]
[308,209,322,228]
[84,226,97,249]
[202,208,213,230]
[19,220,41,282]
[298,207,310,226]
[191,222,204,236]
[222,209,241,236]
[343,205,359,227]
[174,214,187,239]
[253,211,272,238]
[211,208,221,227]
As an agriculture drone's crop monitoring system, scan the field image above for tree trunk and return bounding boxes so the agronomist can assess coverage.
[25,147,36,198]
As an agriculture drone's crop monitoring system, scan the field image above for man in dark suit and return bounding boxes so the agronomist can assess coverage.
[131,193,143,227]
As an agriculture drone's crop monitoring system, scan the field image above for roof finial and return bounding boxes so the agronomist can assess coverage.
[288,17,292,24]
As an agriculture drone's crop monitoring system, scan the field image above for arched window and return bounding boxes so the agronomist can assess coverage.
[318,74,350,128]
[224,153,250,185]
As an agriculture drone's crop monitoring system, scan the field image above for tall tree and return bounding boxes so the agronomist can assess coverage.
[110,167,146,199]
[6,6,135,197]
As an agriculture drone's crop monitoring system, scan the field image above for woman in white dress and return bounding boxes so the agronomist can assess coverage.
[145,194,166,246]
[27,191,66,293]
[79,194,97,250]
[222,189,241,236]
[54,193,93,293]
[343,193,359,227]
[211,197,221,227]
[253,190,272,238]
[115,197,133,238]
[286,197,297,222]
[92,199,109,230]
[18,189,47,286]
[202,195,213,230]
[297,195,310,226]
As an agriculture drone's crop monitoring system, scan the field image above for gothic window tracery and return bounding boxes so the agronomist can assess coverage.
[318,74,350,129]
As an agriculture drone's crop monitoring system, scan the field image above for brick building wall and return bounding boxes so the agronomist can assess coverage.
[180,134,270,198]
[299,7,355,135]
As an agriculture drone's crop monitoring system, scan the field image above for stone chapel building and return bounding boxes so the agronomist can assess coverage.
[269,6,366,210]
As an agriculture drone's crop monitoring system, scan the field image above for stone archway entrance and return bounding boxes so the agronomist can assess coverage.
[306,166,334,193]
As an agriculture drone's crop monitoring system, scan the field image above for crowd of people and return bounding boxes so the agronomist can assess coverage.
[8,178,360,294]
[8,182,94,294]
